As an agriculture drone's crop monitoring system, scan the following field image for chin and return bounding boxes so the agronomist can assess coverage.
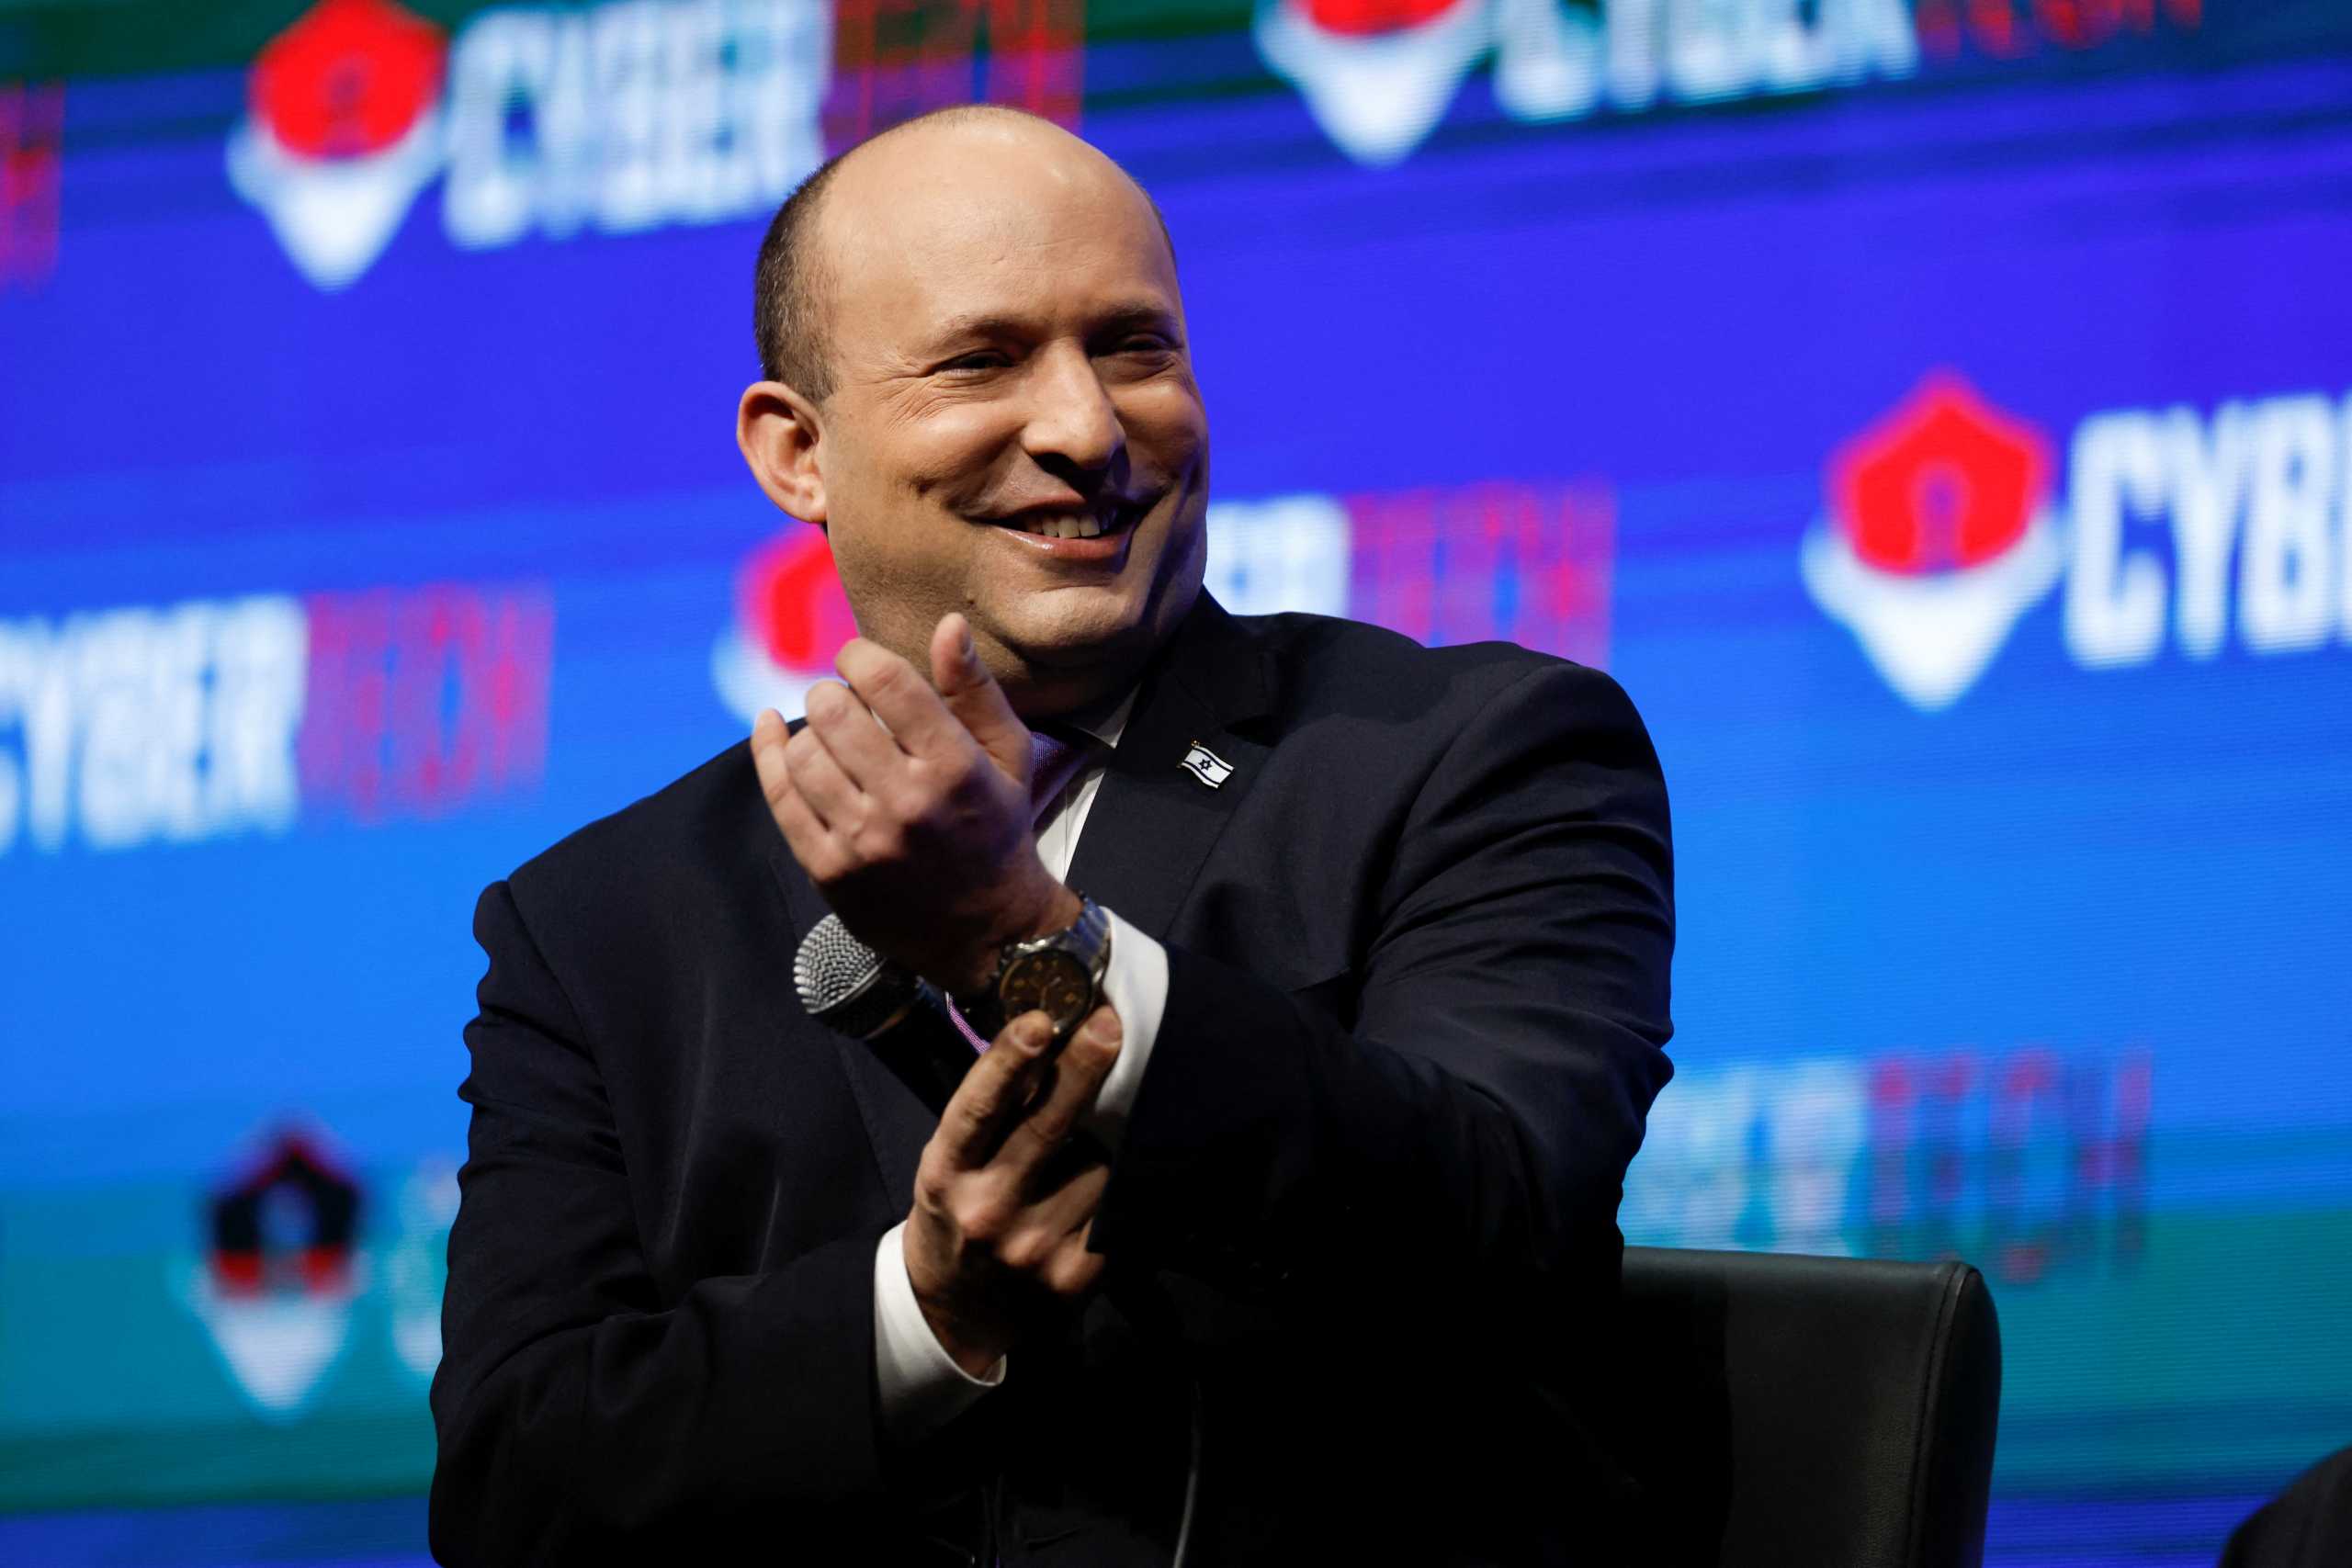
[995,592,1160,676]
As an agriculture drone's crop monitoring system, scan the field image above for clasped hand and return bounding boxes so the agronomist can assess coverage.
[752,613,1113,1374]
[752,612,1081,996]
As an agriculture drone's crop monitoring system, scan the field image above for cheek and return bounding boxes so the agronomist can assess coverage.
[818,412,989,571]
[1117,385,1209,473]
[887,399,1023,499]
[815,446,943,604]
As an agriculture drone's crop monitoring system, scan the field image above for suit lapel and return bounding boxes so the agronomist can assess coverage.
[766,844,931,1208]
[1065,595,1273,942]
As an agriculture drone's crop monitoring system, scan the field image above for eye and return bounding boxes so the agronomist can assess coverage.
[1100,333,1180,372]
[939,350,1012,374]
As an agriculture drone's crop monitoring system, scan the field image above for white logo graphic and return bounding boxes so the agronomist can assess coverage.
[180,1131,367,1420]
[181,1265,366,1419]
[1806,374,2352,710]
[387,1157,461,1380]
[231,0,830,290]
[1261,0,1918,166]
[0,596,309,854]
[1802,520,2065,713]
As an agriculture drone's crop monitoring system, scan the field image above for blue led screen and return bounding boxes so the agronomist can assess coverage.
[3,2,2348,1562]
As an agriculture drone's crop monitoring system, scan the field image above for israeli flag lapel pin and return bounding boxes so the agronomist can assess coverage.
[1179,740,1235,790]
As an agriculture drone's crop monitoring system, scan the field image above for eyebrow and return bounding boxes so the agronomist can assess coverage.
[919,300,1182,353]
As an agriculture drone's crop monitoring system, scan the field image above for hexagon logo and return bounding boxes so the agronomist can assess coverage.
[227,0,449,290]
[178,1127,367,1420]
[1802,374,2065,711]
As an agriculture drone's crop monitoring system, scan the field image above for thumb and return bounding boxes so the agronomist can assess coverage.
[931,614,1029,784]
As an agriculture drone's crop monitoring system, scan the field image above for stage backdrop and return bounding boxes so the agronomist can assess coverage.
[4,1,2349,1562]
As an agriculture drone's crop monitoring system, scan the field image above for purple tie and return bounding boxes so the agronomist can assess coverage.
[945,726,1096,1052]
[1025,725,1092,822]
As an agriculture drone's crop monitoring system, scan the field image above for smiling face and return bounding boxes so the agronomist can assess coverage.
[740,111,1210,717]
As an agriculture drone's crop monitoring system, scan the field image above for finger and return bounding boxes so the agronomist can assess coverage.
[1024,1156,1110,1235]
[934,1011,1055,1170]
[835,637,971,765]
[1042,1225,1109,1298]
[930,614,1031,785]
[768,767,842,880]
[803,678,904,792]
[750,708,794,810]
[1001,1159,1111,1277]
[781,721,864,833]
[754,712,842,870]
[996,1008,1123,1184]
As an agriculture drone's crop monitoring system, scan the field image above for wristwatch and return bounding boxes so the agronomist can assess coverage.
[968,896,1113,1043]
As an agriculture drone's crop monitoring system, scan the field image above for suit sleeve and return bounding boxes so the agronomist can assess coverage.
[428,880,894,1564]
[1089,660,1675,1307]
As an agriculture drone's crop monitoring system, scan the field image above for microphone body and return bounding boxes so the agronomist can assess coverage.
[794,913,978,1115]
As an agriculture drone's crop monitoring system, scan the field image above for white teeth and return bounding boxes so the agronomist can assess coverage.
[1022,513,1111,540]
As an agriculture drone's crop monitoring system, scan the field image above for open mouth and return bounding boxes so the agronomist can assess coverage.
[988,499,1149,541]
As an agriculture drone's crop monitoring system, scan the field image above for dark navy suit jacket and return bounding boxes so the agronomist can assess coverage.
[429,595,1676,1564]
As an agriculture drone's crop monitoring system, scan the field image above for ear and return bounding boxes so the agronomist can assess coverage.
[736,379,829,525]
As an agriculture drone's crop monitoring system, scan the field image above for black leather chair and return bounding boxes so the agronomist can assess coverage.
[1612,1247,2003,1568]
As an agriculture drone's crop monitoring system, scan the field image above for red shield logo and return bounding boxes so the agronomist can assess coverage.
[1802,374,2065,710]
[711,529,862,723]
[227,0,450,289]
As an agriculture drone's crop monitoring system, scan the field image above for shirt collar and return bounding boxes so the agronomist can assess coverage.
[1062,685,1137,751]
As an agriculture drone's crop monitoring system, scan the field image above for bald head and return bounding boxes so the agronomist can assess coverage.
[752,106,1175,404]
[734,100,1209,716]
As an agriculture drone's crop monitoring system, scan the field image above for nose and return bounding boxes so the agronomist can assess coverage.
[1021,340,1126,486]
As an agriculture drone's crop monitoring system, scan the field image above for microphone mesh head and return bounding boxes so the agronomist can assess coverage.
[794,914,885,1015]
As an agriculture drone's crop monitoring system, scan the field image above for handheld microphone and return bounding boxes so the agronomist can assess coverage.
[792,913,976,1115]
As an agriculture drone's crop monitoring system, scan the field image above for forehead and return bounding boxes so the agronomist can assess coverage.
[819,127,1182,358]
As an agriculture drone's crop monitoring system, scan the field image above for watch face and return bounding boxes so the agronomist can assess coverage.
[999,950,1094,1035]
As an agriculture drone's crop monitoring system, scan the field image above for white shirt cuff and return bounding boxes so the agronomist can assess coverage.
[870,910,1163,1441]
[872,1219,1002,1443]
[1081,908,1168,1151]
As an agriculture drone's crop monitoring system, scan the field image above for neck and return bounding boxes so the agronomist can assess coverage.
[1002,659,1144,725]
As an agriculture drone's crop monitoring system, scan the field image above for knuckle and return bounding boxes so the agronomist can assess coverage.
[913,1159,952,1213]
[954,1093,1000,1141]
[956,1190,1012,1242]
[998,1229,1049,1273]
[879,776,932,825]
[1045,1249,1097,1297]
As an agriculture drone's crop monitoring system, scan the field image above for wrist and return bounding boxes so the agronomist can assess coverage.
[946,870,1081,996]
[917,1297,1007,1381]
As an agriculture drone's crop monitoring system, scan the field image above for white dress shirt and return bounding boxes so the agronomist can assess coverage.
[871,695,1170,1441]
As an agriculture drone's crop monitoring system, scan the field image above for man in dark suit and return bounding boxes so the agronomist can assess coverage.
[430,104,1674,1565]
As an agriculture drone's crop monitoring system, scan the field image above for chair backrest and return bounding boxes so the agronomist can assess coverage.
[1612,1247,2002,1568]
